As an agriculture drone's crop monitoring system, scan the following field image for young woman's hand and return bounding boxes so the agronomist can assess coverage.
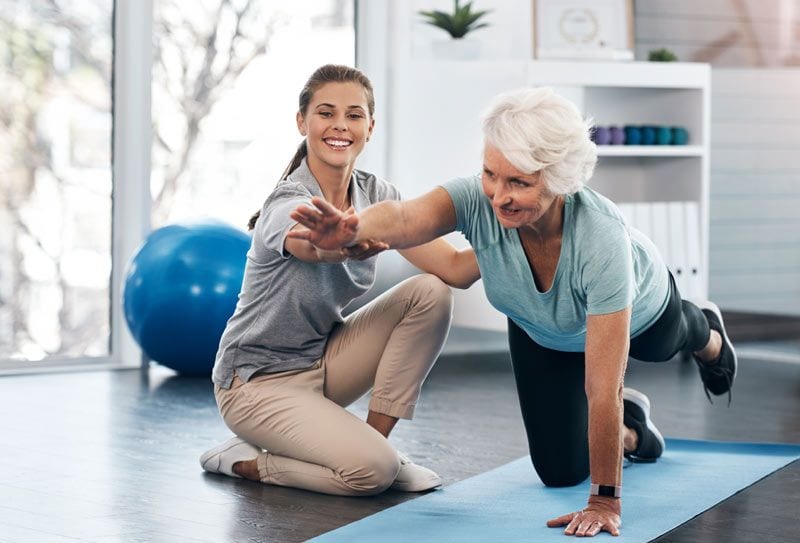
[546,497,621,537]
[341,239,390,260]
[288,196,360,250]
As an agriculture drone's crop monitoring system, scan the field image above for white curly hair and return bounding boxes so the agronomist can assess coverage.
[481,87,597,195]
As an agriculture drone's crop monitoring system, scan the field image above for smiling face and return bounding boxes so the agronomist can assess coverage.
[297,81,374,175]
[481,143,561,231]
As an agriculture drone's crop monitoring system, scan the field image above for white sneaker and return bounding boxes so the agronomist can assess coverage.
[390,452,442,492]
[199,436,261,478]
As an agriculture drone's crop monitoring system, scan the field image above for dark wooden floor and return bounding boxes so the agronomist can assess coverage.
[1,341,799,542]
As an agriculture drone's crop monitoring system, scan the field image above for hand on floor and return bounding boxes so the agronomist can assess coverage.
[546,497,621,537]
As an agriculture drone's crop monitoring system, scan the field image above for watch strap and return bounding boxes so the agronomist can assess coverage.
[590,483,621,498]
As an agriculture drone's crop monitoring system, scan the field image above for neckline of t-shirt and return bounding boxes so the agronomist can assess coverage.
[514,195,573,297]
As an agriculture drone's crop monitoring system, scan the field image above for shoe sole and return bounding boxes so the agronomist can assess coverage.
[391,477,443,493]
[623,387,665,454]
[199,437,247,476]
[697,300,738,383]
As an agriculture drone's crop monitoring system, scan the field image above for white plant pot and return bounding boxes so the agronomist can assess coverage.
[431,38,481,60]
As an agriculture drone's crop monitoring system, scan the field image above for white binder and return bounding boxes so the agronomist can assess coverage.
[649,202,672,275]
[683,202,703,302]
[667,202,689,297]
[632,203,654,243]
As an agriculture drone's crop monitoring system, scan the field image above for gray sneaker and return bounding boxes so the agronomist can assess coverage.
[623,388,665,464]
[693,300,737,404]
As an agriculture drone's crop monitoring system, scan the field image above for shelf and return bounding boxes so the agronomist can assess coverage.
[596,145,704,157]
[408,60,710,89]
[526,60,710,89]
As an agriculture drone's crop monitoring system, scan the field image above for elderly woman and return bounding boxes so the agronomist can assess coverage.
[289,87,737,537]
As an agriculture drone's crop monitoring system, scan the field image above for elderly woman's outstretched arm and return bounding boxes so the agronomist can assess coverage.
[289,187,456,250]
[288,187,481,289]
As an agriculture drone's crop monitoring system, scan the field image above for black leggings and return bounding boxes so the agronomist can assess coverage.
[507,272,709,487]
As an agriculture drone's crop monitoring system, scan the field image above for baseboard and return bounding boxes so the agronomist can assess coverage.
[722,311,800,342]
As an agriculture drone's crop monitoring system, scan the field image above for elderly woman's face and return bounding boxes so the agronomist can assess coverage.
[481,144,559,231]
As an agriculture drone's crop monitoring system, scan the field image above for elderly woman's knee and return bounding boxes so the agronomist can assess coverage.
[534,459,589,488]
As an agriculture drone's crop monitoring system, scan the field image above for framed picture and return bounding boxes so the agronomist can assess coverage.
[533,0,634,61]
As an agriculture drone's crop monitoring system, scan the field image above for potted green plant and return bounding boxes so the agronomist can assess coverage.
[419,0,491,59]
[419,0,491,38]
[648,48,679,62]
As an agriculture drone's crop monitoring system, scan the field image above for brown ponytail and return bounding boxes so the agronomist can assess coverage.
[247,140,308,230]
[246,64,375,231]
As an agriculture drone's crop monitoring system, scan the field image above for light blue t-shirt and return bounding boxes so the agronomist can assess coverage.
[442,175,669,352]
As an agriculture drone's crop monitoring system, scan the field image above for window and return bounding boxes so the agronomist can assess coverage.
[1,1,356,369]
[151,0,356,228]
[0,1,113,363]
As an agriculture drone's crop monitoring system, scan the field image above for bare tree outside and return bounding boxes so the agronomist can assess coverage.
[150,0,283,225]
[1,0,353,364]
[150,0,355,229]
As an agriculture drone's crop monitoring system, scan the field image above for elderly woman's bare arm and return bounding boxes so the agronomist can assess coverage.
[548,308,630,537]
[400,240,480,289]
[288,187,457,250]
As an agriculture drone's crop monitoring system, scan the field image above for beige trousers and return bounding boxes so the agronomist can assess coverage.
[215,274,453,496]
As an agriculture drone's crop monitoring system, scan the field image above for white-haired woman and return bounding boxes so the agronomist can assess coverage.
[289,86,737,538]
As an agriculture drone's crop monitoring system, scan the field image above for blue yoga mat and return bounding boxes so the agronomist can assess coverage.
[311,439,800,542]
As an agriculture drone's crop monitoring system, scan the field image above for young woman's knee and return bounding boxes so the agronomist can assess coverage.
[407,274,454,315]
[340,451,400,496]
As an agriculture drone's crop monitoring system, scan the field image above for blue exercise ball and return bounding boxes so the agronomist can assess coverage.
[123,221,250,375]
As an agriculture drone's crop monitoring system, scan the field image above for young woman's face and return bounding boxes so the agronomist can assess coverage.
[481,144,559,230]
[297,81,374,173]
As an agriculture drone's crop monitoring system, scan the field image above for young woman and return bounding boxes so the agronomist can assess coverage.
[199,64,480,496]
[289,86,737,536]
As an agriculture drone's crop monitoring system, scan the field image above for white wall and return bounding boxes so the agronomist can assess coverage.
[358,0,800,318]
[708,69,800,314]
[634,0,800,315]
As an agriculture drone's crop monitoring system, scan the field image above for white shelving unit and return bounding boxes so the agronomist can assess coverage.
[377,58,710,330]
[527,61,711,310]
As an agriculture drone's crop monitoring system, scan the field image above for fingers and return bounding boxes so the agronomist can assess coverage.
[310,196,344,217]
[290,206,323,229]
[341,240,389,260]
[343,213,359,230]
[551,510,621,537]
[568,518,602,537]
[291,202,359,233]
[546,513,574,528]
[290,199,344,224]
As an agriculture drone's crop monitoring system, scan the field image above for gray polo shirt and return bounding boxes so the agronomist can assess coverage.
[212,159,401,389]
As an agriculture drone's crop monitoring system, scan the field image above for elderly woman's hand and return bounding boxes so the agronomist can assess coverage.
[288,196,360,250]
[546,497,621,537]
